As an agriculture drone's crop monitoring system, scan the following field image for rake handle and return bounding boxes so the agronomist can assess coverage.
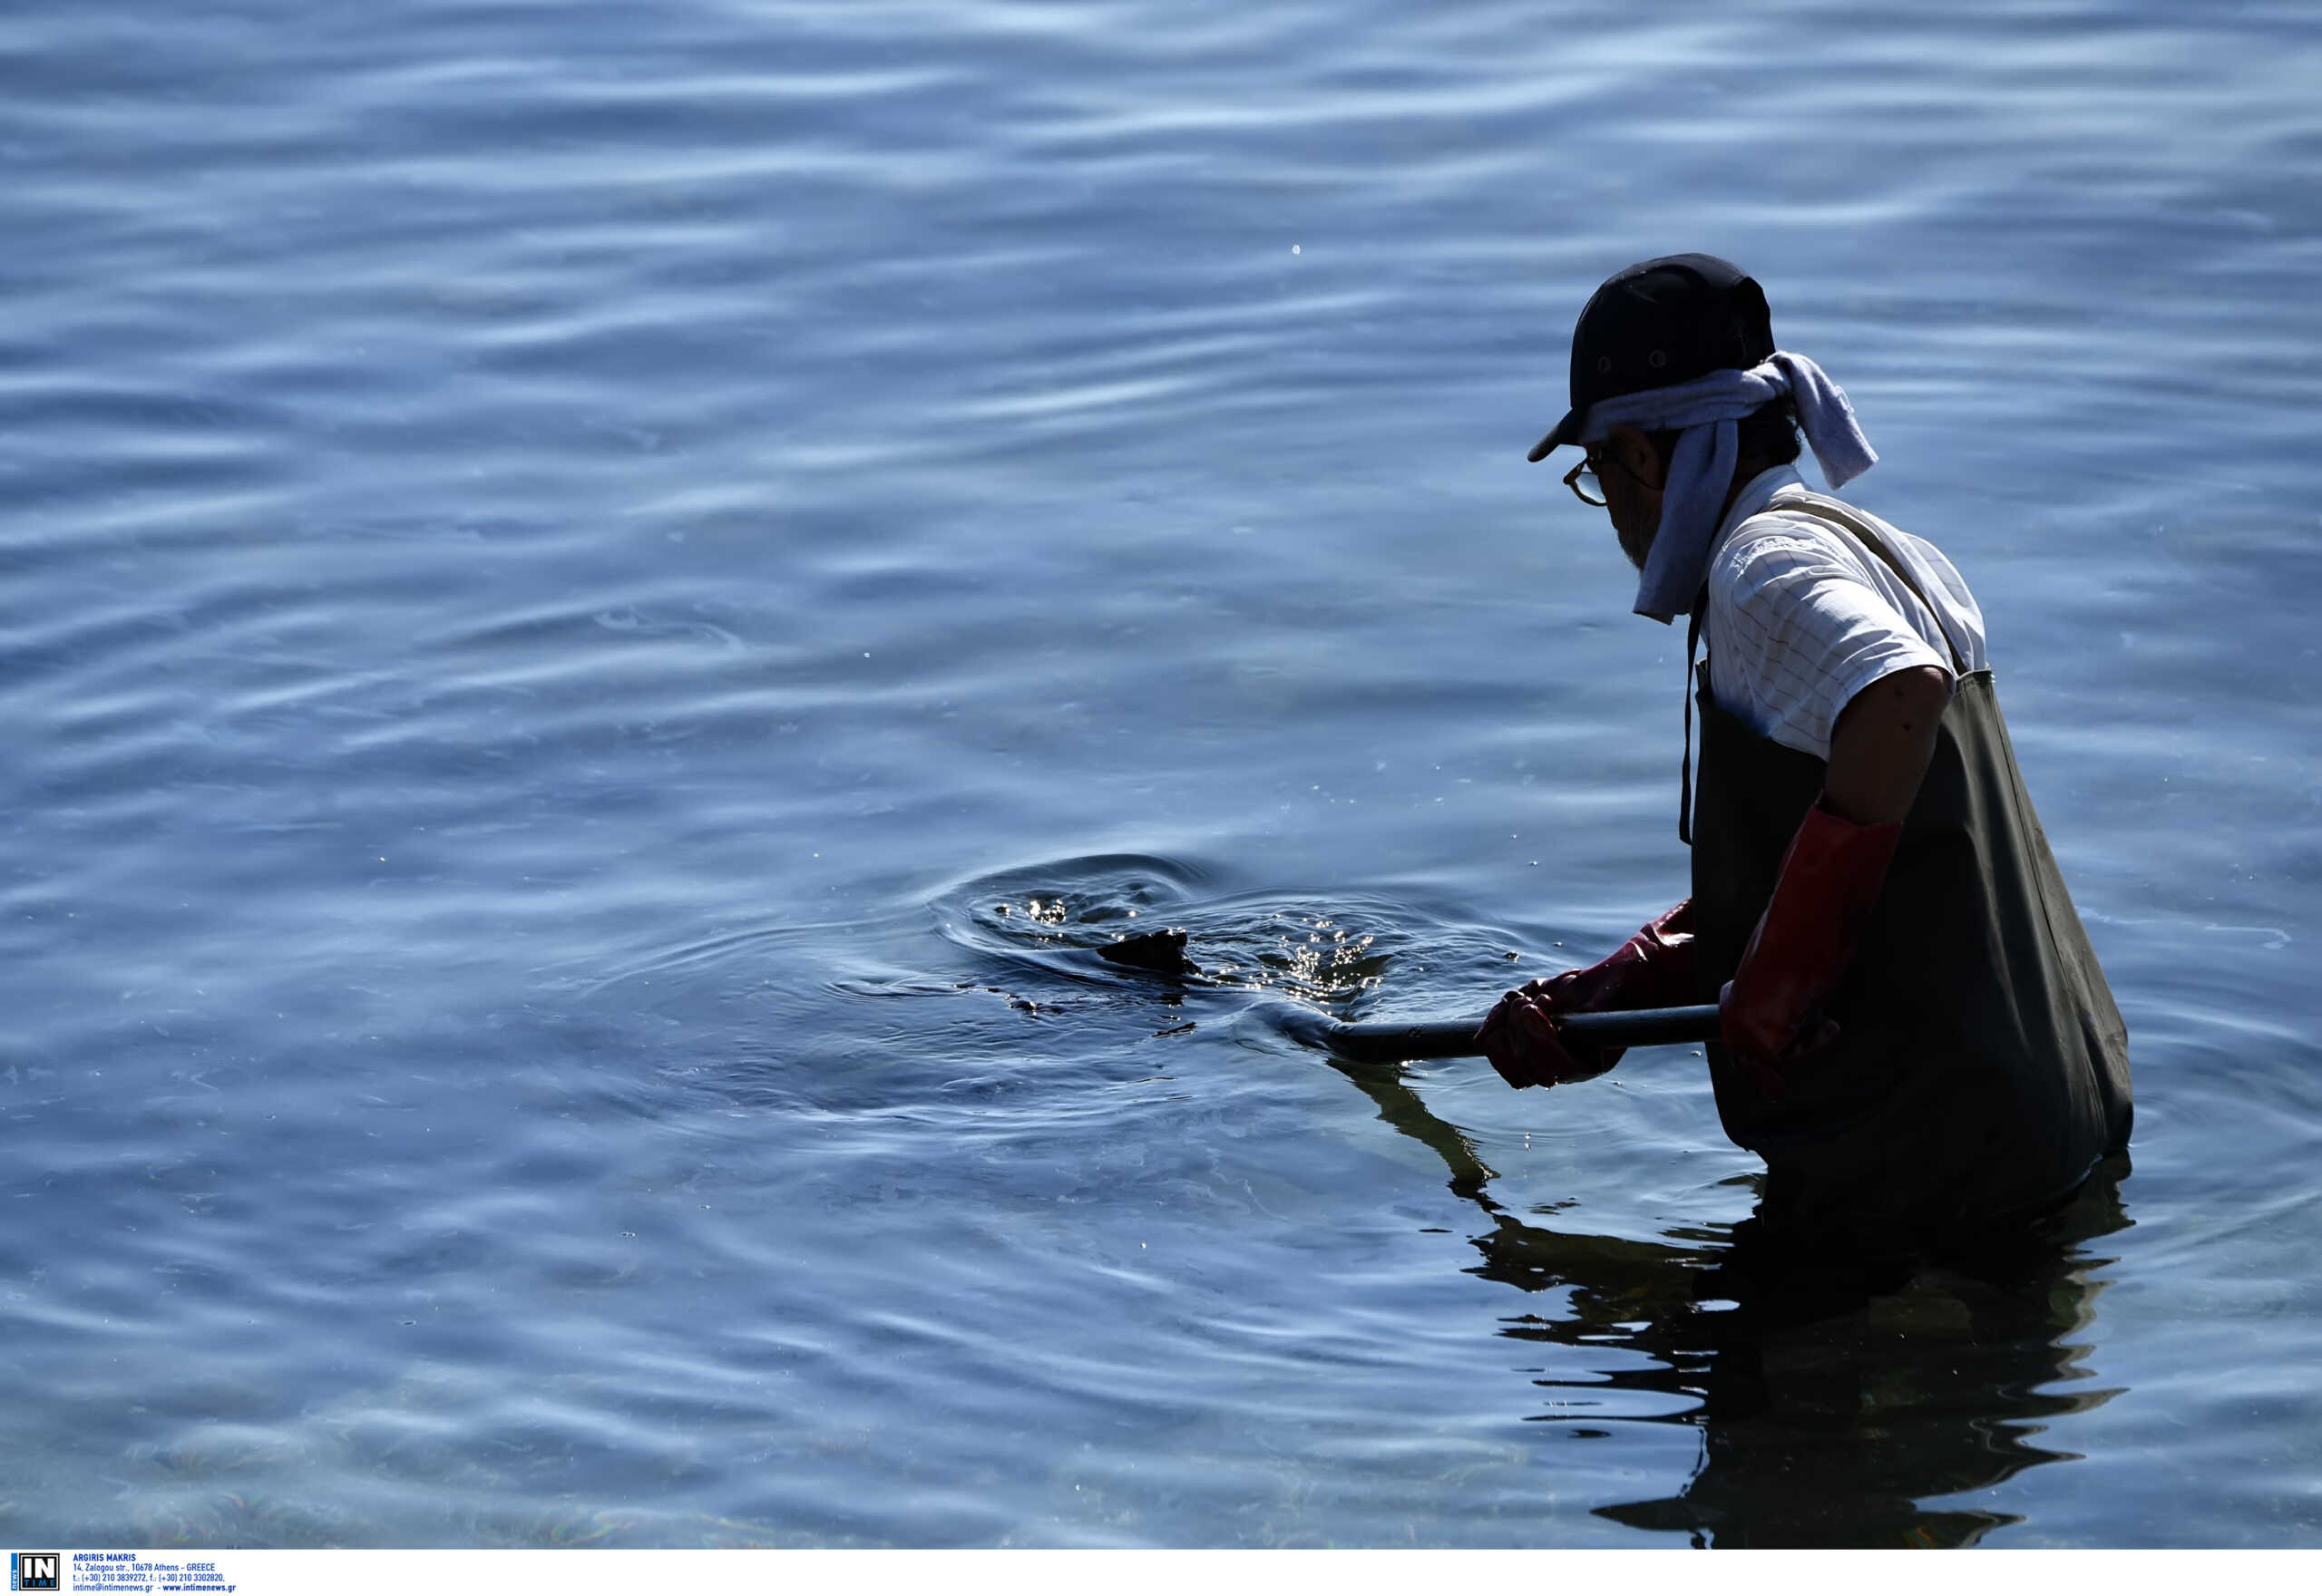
[1273,1002,1722,1064]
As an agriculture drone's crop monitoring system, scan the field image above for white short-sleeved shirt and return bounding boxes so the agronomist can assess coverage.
[1703,465,1988,762]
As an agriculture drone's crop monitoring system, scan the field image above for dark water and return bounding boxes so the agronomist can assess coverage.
[2,0,2318,1549]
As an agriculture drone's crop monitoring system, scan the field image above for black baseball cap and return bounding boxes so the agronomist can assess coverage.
[1526,254,1775,462]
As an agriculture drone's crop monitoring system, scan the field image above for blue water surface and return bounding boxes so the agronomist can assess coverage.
[1,0,2318,1548]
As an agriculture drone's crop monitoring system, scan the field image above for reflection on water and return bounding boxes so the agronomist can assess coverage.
[1335,1056,2132,1549]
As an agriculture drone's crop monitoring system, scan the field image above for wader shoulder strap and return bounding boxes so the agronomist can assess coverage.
[1781,499,1971,676]
[1681,597,1704,843]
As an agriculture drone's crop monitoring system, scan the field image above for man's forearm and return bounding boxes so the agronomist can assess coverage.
[1822,665,1951,824]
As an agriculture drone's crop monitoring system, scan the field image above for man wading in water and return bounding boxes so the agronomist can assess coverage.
[1481,255,2131,1260]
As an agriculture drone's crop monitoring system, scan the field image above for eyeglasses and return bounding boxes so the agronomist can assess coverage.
[1563,454,1609,507]
[1562,449,1654,506]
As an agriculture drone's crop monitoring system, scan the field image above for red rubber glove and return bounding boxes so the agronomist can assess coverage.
[1481,900,1695,1089]
[1719,799,1901,1092]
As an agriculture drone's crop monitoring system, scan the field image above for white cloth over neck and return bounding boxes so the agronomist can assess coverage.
[1577,352,1878,623]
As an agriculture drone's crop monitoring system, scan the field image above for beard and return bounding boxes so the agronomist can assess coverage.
[1616,512,1658,573]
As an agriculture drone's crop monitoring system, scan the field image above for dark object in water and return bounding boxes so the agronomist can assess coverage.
[1098,927,1197,977]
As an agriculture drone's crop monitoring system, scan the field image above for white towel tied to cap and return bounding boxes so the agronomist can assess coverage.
[1579,352,1877,623]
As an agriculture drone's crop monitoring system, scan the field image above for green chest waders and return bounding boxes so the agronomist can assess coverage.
[1684,500,2132,1249]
